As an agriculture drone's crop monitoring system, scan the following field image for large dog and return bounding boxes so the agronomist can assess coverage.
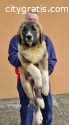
[17,20,49,124]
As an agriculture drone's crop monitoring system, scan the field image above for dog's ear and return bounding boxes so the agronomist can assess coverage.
[39,31,44,44]
[17,34,21,45]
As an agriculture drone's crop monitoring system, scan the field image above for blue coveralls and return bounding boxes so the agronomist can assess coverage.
[8,34,57,125]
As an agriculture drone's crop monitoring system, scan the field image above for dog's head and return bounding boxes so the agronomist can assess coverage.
[17,20,43,46]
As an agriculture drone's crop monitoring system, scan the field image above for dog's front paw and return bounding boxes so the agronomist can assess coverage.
[35,108,43,124]
[42,70,49,96]
[37,98,45,109]
[35,76,42,88]
[34,69,42,88]
[27,64,42,88]
[42,82,49,96]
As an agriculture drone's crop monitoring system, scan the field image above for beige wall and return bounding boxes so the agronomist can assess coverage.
[0,0,69,99]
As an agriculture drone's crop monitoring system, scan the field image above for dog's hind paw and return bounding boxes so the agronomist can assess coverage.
[35,108,43,124]
[37,98,45,109]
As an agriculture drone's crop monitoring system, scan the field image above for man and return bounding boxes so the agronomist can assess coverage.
[8,11,57,125]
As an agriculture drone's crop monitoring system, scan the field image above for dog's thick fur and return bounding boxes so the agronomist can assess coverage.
[17,20,49,124]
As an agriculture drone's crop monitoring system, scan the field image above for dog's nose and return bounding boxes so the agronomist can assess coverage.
[27,35,32,40]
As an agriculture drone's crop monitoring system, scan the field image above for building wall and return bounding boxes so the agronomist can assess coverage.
[0,0,69,99]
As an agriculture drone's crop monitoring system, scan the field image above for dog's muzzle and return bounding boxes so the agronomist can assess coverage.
[26,34,33,42]
[25,31,34,44]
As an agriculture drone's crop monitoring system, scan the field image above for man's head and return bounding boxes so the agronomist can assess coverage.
[25,11,39,22]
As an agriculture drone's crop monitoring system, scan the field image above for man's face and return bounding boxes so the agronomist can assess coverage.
[25,13,39,22]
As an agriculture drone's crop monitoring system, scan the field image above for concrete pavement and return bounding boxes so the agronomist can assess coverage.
[0,94,69,125]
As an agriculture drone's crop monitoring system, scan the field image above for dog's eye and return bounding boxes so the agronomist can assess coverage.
[22,27,27,33]
[31,26,36,31]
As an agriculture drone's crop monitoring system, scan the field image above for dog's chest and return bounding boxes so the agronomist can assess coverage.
[22,47,45,64]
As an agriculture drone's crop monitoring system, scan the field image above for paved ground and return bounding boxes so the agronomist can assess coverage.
[0,94,69,125]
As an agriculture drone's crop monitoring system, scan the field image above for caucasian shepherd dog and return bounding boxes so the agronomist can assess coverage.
[17,20,49,124]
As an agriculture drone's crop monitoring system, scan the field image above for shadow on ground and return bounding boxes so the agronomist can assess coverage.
[0,94,69,125]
